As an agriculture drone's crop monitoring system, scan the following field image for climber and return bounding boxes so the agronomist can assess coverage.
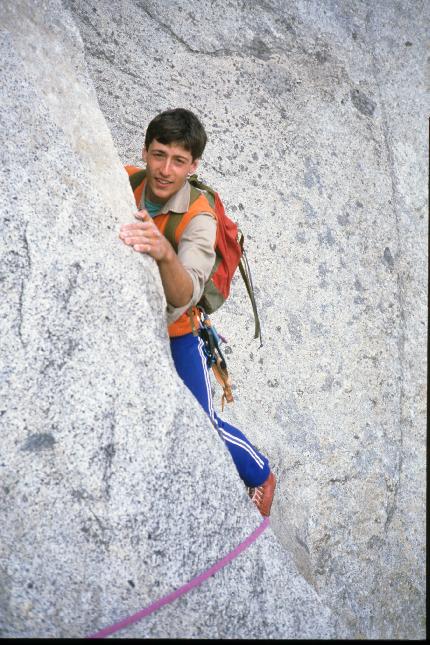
[118,108,276,516]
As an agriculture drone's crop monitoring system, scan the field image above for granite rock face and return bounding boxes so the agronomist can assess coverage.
[0,0,342,639]
[67,0,427,638]
[1,0,427,639]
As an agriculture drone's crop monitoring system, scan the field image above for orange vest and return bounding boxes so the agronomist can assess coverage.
[124,165,216,337]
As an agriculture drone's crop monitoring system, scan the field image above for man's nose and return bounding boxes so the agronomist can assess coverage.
[160,158,172,175]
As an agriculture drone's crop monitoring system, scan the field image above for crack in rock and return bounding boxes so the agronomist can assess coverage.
[17,224,31,348]
[366,7,405,533]
[136,1,280,59]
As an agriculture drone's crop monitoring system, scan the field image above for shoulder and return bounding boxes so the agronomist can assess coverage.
[185,211,217,226]
[188,190,216,220]
[181,212,217,242]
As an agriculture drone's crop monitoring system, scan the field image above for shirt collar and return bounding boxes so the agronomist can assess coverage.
[143,179,190,215]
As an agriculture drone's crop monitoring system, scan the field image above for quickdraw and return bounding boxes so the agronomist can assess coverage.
[197,309,234,411]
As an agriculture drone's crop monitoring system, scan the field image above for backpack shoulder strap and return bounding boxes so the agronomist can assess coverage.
[125,166,146,206]
[188,175,216,209]
[125,166,146,185]
[163,213,185,251]
[164,188,217,252]
[174,193,217,245]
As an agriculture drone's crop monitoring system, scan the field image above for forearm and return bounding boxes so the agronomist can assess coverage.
[120,209,193,307]
[157,245,194,308]
[165,214,217,324]
[119,210,216,315]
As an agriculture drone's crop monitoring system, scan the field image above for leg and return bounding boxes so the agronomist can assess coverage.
[170,333,271,488]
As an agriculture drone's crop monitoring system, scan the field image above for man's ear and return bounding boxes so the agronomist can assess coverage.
[190,158,200,175]
[142,147,148,163]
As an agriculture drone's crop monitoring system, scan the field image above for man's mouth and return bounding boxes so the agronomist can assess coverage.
[154,178,172,186]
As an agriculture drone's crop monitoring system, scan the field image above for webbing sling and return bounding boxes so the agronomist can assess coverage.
[237,232,262,345]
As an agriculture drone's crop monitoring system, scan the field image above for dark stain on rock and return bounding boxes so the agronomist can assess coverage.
[337,212,350,226]
[303,200,317,219]
[80,512,110,549]
[71,488,90,502]
[318,227,335,246]
[321,374,334,392]
[21,432,55,452]
[103,442,115,460]
[315,50,328,63]
[318,263,329,277]
[295,530,310,554]
[304,159,322,194]
[383,246,394,269]
[288,314,303,343]
[354,277,365,292]
[62,262,82,309]
[310,319,325,336]
[248,37,272,61]
[350,88,376,117]
[367,534,385,549]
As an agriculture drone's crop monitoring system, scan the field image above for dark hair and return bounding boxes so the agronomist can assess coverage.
[145,108,207,160]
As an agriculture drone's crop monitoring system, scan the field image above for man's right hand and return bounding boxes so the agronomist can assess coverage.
[119,210,194,308]
[119,209,171,262]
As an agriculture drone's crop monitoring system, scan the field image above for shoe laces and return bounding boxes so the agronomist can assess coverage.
[249,485,264,505]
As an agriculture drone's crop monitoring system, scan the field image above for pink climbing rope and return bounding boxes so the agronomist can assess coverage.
[87,516,270,639]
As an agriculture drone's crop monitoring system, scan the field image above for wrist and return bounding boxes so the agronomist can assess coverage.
[156,239,175,265]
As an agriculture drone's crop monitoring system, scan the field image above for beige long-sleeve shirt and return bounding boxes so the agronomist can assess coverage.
[140,180,217,325]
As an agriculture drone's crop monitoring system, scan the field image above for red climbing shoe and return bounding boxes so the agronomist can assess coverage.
[248,471,276,517]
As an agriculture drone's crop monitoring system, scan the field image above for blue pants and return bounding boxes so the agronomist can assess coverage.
[170,332,270,488]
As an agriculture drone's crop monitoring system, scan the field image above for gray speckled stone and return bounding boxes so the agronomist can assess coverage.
[0,0,342,639]
[68,0,427,638]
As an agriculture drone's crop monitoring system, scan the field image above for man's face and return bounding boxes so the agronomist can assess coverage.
[142,139,199,204]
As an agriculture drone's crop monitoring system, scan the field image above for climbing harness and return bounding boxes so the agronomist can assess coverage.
[196,308,234,410]
[86,517,269,638]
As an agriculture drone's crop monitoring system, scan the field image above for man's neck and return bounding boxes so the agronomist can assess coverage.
[145,186,165,204]
[144,195,165,217]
